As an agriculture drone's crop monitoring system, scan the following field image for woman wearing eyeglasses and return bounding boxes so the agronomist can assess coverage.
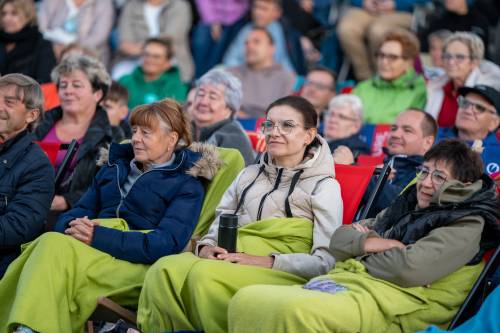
[227,139,500,333]
[353,29,426,124]
[323,94,370,156]
[425,31,500,127]
[136,96,343,332]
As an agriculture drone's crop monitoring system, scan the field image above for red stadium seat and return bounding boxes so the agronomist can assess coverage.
[334,164,376,224]
[36,141,59,166]
[357,154,385,166]
[246,131,267,153]
[40,82,60,111]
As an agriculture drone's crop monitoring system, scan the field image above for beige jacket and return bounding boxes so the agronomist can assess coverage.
[330,179,487,287]
[197,136,343,279]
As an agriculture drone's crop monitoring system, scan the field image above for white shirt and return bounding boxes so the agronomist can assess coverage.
[144,3,162,37]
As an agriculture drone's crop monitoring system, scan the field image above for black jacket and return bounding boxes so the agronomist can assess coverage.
[0,25,56,84]
[33,106,114,208]
[365,154,424,218]
[0,131,54,278]
[374,175,500,264]
[327,133,371,155]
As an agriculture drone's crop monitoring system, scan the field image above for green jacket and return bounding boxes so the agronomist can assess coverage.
[330,177,497,287]
[354,69,427,124]
[119,66,188,109]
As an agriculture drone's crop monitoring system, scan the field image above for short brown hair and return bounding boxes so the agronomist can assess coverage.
[424,139,483,183]
[144,37,174,60]
[104,81,128,106]
[130,99,192,149]
[379,30,420,60]
[406,108,438,138]
[0,0,37,27]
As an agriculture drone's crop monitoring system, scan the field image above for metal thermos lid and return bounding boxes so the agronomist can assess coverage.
[219,214,238,228]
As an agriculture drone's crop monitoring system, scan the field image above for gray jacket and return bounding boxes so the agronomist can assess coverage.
[194,119,254,166]
[330,179,489,287]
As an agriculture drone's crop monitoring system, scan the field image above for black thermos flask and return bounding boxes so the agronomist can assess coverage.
[218,214,238,253]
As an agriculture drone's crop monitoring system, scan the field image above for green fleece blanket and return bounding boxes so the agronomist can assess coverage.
[228,259,484,333]
[193,148,245,239]
[0,219,150,333]
[137,217,313,333]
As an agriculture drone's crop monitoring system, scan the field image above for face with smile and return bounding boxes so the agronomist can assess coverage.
[443,41,478,83]
[416,159,454,208]
[58,70,102,116]
[387,110,434,156]
[263,105,316,167]
[0,84,38,142]
[192,83,232,128]
[455,92,499,140]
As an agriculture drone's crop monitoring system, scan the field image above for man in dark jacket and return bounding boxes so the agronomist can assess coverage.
[334,108,438,216]
[0,74,54,278]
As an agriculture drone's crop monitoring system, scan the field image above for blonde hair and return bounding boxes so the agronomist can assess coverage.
[444,32,485,60]
[0,0,37,27]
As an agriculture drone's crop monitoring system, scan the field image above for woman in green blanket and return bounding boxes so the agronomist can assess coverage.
[0,99,221,333]
[228,139,500,333]
[136,95,343,332]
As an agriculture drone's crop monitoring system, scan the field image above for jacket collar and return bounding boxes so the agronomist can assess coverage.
[33,106,113,162]
[0,130,32,172]
[76,106,112,162]
[131,66,180,84]
[105,141,222,181]
[195,118,233,141]
[372,68,420,89]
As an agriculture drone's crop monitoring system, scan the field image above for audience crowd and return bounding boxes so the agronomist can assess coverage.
[0,0,499,333]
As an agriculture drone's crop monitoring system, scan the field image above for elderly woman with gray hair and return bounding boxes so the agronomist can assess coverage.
[191,68,254,165]
[34,54,115,218]
[324,94,370,157]
[425,31,500,127]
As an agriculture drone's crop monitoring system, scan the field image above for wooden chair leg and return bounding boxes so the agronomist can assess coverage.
[86,320,94,333]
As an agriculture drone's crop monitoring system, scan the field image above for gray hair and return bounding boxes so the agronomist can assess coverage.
[195,68,243,114]
[0,74,44,130]
[328,94,363,121]
[428,29,452,43]
[443,32,484,60]
[51,54,112,98]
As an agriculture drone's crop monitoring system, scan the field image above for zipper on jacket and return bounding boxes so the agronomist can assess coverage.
[256,168,284,220]
[112,152,186,219]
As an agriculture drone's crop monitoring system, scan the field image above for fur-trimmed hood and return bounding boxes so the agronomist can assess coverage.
[97,141,222,181]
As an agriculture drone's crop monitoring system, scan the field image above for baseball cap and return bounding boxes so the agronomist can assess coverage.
[458,85,500,115]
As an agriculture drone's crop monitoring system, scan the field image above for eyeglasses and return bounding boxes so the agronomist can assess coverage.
[261,119,302,135]
[457,95,496,115]
[142,52,166,60]
[416,165,447,185]
[441,52,471,63]
[326,111,359,122]
[375,51,405,62]
[303,79,333,91]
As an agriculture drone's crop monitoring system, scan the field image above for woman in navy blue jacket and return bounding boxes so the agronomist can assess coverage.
[0,99,221,333]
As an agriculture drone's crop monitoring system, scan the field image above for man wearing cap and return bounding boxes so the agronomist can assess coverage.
[438,84,500,175]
